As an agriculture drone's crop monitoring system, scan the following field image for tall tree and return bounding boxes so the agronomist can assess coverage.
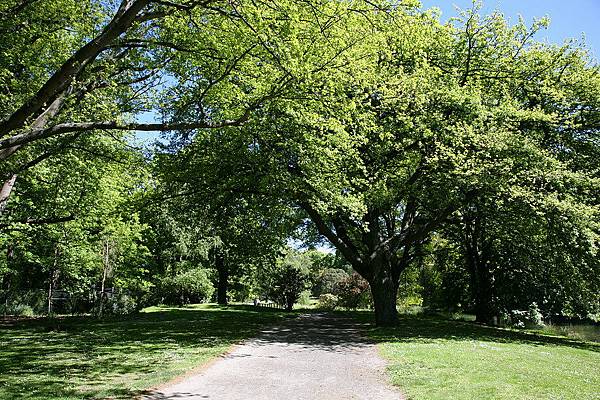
[174,3,599,326]
[0,0,302,215]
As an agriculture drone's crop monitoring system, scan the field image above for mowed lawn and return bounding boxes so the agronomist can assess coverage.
[0,304,288,400]
[366,315,600,400]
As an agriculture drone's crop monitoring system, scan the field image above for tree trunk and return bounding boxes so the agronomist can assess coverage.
[0,174,17,214]
[48,245,60,315]
[464,215,496,325]
[471,265,495,325]
[47,272,53,315]
[285,292,294,312]
[216,252,228,305]
[466,247,496,324]
[369,270,399,327]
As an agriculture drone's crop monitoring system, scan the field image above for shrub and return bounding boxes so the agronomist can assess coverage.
[0,290,46,316]
[528,302,545,327]
[334,272,371,309]
[297,290,312,306]
[313,268,349,296]
[104,293,138,315]
[318,293,339,310]
[509,302,545,328]
[0,303,35,317]
[158,268,215,306]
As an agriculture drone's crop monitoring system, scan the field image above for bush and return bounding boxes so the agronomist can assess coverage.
[313,268,349,296]
[0,303,35,317]
[509,302,545,328]
[318,293,339,310]
[334,272,371,309]
[0,290,46,316]
[104,293,138,315]
[157,268,215,306]
[528,302,545,327]
[297,290,312,306]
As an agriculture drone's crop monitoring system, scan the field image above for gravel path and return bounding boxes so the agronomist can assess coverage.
[141,312,403,400]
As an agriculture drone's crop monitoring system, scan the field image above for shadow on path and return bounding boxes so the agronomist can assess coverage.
[141,312,403,400]
[252,312,374,351]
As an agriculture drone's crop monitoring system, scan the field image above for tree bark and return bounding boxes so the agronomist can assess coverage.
[216,251,228,305]
[0,174,17,214]
[464,214,496,324]
[469,260,495,324]
[369,267,399,327]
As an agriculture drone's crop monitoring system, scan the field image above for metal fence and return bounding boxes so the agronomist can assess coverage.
[0,287,122,316]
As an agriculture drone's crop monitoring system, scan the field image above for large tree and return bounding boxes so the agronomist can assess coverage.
[0,0,304,214]
[171,3,599,326]
[439,7,600,323]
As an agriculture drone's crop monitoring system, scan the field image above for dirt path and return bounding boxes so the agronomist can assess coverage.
[141,312,403,400]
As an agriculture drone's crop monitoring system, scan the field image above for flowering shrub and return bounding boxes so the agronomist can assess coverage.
[335,273,372,309]
[318,293,339,310]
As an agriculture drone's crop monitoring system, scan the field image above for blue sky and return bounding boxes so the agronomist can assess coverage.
[420,0,599,59]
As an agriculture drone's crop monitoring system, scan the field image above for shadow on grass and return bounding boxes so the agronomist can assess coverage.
[0,305,287,400]
[3,306,595,400]
[346,311,600,353]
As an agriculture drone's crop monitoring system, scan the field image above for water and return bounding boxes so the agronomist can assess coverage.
[540,323,600,343]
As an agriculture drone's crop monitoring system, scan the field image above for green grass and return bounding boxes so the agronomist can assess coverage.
[0,304,290,400]
[3,305,597,400]
[358,313,600,400]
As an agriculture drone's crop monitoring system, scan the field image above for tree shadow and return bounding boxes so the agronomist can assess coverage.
[249,312,376,352]
[349,311,600,353]
[139,312,395,400]
[0,305,287,400]
[5,306,593,400]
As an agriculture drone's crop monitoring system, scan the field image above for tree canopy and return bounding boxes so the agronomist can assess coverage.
[0,0,598,326]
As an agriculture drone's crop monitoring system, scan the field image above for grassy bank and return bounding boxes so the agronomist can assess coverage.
[0,304,288,399]
[362,314,600,400]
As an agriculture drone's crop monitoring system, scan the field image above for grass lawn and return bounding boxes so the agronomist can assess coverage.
[0,304,289,400]
[361,314,600,400]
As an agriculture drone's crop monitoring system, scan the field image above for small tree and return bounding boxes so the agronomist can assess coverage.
[268,251,309,311]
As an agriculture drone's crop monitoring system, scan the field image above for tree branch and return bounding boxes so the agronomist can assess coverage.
[0,115,250,152]
[0,214,75,230]
[298,200,365,272]
[0,0,152,138]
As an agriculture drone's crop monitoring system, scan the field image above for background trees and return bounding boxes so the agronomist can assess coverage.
[0,132,150,315]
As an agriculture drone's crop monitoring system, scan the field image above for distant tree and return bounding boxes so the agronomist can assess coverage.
[269,252,309,311]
